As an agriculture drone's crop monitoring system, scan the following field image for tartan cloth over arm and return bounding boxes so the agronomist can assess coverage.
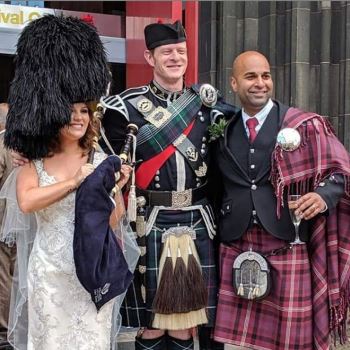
[271,107,350,346]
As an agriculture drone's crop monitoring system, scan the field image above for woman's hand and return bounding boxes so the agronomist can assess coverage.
[73,163,95,188]
[11,150,29,167]
[116,164,133,189]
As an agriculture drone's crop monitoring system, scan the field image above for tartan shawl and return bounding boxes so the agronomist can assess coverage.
[271,107,350,347]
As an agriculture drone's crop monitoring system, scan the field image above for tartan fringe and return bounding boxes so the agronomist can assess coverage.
[270,146,284,218]
[330,282,350,346]
[322,117,336,136]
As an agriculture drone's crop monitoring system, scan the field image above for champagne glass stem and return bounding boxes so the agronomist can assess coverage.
[292,223,303,244]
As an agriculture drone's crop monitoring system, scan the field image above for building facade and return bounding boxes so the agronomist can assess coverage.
[199,1,350,149]
[0,1,349,149]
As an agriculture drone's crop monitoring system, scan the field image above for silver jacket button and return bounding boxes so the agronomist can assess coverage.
[251,184,257,190]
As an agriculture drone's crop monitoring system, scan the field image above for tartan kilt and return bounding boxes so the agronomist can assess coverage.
[214,226,314,350]
[121,208,219,329]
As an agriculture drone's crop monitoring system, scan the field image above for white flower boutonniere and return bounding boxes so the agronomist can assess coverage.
[208,118,228,142]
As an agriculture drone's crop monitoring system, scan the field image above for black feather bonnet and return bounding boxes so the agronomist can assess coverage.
[5,14,111,159]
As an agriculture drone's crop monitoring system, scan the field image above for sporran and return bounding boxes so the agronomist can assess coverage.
[232,249,271,300]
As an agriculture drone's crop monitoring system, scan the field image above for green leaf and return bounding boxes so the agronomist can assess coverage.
[208,119,228,142]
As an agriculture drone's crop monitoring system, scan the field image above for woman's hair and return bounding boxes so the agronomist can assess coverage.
[79,102,100,155]
[48,102,100,156]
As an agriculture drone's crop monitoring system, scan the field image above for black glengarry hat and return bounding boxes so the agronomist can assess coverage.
[144,20,186,50]
[5,14,111,159]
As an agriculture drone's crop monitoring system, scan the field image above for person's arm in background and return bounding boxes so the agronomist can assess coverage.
[0,139,7,184]
[10,150,29,168]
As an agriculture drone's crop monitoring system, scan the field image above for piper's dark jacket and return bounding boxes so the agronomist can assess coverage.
[216,100,344,243]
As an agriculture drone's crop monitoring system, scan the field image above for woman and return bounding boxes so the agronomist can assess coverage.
[15,103,132,349]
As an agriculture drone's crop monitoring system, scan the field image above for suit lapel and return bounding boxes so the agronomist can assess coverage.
[253,105,279,181]
[221,112,251,181]
[254,102,289,181]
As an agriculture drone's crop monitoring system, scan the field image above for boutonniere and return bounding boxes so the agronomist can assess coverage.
[208,118,228,142]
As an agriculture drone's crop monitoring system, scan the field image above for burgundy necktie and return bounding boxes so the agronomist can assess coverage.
[246,117,259,143]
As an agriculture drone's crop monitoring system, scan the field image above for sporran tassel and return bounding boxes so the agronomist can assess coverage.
[152,246,174,314]
[248,287,254,300]
[253,270,260,297]
[127,134,137,222]
[248,270,253,299]
[185,241,207,311]
[152,232,209,330]
[237,271,244,296]
[127,185,137,222]
[237,284,244,296]
[172,246,188,313]
[253,284,260,298]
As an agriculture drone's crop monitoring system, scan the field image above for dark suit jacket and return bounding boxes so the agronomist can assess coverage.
[215,101,344,243]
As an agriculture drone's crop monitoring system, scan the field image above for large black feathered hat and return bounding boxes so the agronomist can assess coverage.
[5,15,111,159]
[144,20,186,50]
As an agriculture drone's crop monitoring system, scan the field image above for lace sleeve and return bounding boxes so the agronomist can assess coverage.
[93,151,108,167]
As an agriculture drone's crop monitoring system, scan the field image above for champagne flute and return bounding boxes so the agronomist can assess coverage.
[288,194,304,245]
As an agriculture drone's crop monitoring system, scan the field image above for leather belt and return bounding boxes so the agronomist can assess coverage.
[137,183,208,208]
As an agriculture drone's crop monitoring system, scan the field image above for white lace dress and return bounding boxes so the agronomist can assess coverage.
[27,153,114,350]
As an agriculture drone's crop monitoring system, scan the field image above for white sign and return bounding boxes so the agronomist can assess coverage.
[0,4,53,29]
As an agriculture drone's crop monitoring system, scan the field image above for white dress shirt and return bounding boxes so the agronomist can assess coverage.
[242,99,274,138]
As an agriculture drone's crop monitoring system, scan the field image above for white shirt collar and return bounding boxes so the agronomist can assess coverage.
[242,99,274,134]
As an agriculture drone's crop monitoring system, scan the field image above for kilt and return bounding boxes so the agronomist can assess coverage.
[214,226,314,350]
[121,208,219,329]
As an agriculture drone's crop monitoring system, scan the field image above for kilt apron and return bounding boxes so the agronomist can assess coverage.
[214,227,314,350]
[121,207,218,329]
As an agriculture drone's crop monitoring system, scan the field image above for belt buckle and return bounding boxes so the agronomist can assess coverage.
[171,189,192,208]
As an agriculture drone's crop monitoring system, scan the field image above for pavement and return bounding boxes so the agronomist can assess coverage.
[117,328,350,349]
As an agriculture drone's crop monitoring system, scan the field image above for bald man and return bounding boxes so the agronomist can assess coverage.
[212,51,350,349]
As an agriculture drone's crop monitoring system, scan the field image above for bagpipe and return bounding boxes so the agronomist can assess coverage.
[73,105,140,310]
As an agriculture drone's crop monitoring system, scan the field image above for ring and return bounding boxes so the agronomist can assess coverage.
[312,204,317,211]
